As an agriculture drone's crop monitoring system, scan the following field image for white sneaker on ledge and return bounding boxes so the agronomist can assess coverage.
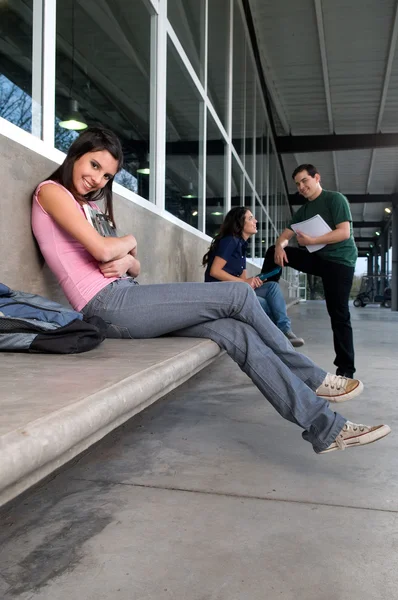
[319,421,391,454]
[316,373,363,402]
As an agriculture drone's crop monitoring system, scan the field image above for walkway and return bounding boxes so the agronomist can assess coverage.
[1,301,397,600]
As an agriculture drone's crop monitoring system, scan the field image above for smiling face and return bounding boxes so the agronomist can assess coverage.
[72,150,119,197]
[242,210,257,240]
[294,169,322,201]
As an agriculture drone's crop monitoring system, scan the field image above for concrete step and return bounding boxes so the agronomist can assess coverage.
[0,338,222,507]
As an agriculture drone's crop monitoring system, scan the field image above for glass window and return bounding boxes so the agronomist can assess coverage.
[0,0,36,135]
[255,90,267,200]
[206,110,226,237]
[231,154,244,208]
[167,0,205,83]
[232,0,246,164]
[165,39,204,228]
[255,199,264,258]
[245,47,256,183]
[55,0,152,199]
[207,0,230,129]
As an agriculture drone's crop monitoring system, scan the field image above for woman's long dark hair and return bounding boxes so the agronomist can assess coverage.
[202,206,248,267]
[48,126,124,225]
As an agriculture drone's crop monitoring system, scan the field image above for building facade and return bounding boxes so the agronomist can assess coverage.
[0,0,298,294]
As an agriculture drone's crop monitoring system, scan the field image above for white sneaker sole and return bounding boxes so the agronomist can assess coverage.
[319,424,391,454]
[317,379,364,403]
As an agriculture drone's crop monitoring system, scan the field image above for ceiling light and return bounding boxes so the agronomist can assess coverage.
[59,99,87,130]
[385,207,392,214]
[182,182,197,199]
[137,154,150,175]
[375,231,380,236]
[211,211,223,216]
[192,210,198,216]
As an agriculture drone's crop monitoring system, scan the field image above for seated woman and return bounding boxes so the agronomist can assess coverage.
[31,126,390,455]
[203,207,304,347]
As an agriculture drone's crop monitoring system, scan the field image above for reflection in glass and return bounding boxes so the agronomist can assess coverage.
[245,44,256,182]
[55,0,151,199]
[255,199,264,259]
[167,0,205,83]
[166,40,202,229]
[206,109,226,237]
[0,1,35,135]
[232,1,245,164]
[207,0,230,128]
[231,154,244,209]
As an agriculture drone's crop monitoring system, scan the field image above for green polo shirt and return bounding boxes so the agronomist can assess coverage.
[289,189,358,267]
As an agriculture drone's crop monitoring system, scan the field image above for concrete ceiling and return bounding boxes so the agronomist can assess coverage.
[249,0,398,253]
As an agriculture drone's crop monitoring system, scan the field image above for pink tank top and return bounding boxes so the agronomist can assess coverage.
[32,180,118,311]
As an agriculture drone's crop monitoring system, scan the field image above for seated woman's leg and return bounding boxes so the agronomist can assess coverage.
[255,283,304,347]
[82,278,321,389]
[174,318,345,453]
[255,293,272,318]
[255,282,290,333]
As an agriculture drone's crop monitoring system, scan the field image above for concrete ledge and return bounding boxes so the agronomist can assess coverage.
[0,338,222,507]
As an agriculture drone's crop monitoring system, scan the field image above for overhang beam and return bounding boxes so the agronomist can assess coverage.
[277,133,398,154]
[353,221,384,228]
[290,193,395,205]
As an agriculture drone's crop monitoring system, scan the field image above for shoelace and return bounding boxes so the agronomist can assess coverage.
[336,421,366,450]
[344,421,366,433]
[322,373,348,391]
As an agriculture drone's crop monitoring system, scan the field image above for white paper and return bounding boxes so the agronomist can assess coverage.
[290,214,332,253]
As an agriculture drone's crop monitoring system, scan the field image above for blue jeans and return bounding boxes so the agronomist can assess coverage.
[255,282,291,333]
[82,279,345,452]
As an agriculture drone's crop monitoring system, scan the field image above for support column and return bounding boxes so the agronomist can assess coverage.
[373,245,379,276]
[373,245,380,296]
[391,201,398,310]
[381,231,387,292]
[367,254,373,277]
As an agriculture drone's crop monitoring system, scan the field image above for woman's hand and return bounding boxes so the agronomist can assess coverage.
[245,276,263,289]
[99,255,135,278]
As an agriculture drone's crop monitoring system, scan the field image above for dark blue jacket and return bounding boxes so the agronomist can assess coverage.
[205,236,248,282]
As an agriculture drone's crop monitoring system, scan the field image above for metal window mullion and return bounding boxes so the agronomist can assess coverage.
[150,0,167,209]
[32,0,43,138]
[42,0,56,146]
[147,0,160,12]
[199,102,207,233]
[265,131,269,250]
[250,84,256,257]
[241,40,247,201]
[198,0,208,233]
[223,0,233,215]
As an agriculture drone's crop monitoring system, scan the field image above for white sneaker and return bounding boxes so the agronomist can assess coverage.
[319,421,391,453]
[316,373,363,402]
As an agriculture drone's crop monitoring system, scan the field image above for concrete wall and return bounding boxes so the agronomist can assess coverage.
[0,132,292,303]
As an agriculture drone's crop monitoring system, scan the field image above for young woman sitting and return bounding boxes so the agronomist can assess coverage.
[202,207,304,347]
[31,126,390,455]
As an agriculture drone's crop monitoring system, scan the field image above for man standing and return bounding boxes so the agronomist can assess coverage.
[262,164,357,378]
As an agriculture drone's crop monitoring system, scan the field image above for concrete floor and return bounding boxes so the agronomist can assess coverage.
[1,301,397,600]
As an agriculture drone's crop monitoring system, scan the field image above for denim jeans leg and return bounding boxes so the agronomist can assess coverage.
[255,282,291,333]
[84,280,327,389]
[81,279,344,449]
[256,294,271,317]
[173,318,345,452]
